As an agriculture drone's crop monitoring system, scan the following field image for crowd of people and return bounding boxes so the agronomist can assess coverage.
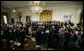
[1,21,83,50]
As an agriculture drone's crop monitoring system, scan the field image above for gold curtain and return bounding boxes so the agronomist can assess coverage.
[40,10,52,21]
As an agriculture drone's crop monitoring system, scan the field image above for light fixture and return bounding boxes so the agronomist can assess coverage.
[29,1,46,14]
[13,9,16,13]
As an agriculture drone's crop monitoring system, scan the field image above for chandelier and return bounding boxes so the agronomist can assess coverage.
[13,9,16,13]
[29,1,46,14]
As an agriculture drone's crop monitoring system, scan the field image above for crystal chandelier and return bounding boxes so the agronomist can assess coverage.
[13,9,16,13]
[29,1,46,14]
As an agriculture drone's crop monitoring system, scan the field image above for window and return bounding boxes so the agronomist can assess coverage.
[3,15,7,24]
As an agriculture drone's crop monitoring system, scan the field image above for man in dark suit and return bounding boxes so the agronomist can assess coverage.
[56,30,65,50]
[48,28,54,48]
[74,31,81,49]
[35,28,42,45]
[66,31,74,50]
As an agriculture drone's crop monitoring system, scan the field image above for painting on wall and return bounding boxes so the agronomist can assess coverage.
[64,15,71,23]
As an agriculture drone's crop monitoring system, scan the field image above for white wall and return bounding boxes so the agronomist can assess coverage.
[16,2,83,26]
[19,8,40,23]
[51,6,82,26]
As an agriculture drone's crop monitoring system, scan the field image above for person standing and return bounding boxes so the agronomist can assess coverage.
[66,31,74,50]
[35,28,42,45]
[74,31,81,49]
[56,30,65,50]
[48,28,54,48]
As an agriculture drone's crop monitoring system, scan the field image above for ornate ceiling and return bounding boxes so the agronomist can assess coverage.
[1,1,83,9]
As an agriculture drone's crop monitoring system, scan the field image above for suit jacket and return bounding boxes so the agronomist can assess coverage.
[35,31,42,45]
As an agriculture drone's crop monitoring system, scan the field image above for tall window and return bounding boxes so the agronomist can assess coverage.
[3,15,7,24]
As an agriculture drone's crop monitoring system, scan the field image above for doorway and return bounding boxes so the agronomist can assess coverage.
[11,18,15,23]
[26,16,31,22]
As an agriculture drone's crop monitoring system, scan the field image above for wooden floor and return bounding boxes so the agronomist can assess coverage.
[24,40,36,50]
[16,37,37,50]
